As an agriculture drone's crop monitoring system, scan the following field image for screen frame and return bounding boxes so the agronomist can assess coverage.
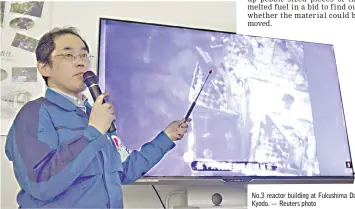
[97,17,354,185]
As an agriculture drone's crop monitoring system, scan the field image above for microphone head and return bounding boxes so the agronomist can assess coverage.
[208,69,212,74]
[83,71,98,87]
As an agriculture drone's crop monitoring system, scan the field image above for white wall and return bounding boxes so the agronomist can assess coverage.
[1,1,238,209]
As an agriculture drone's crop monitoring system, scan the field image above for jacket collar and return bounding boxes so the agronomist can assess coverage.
[44,88,79,111]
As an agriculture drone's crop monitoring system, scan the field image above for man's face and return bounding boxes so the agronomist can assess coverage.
[39,34,91,95]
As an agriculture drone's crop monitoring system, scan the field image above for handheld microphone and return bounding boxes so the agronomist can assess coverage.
[83,71,116,133]
[184,69,212,122]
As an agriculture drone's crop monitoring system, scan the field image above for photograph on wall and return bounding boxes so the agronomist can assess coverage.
[1,68,9,82]
[9,17,35,30]
[1,81,44,134]
[0,1,5,27]
[12,67,37,82]
[11,33,39,53]
[10,1,44,18]
[1,85,33,123]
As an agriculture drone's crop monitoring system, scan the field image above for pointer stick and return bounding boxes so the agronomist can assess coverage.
[184,69,212,122]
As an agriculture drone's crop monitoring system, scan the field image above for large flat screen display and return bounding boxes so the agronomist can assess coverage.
[97,18,354,184]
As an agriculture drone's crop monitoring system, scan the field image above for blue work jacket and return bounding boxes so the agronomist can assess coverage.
[5,88,175,208]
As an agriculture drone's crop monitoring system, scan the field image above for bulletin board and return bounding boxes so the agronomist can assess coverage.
[1,1,52,135]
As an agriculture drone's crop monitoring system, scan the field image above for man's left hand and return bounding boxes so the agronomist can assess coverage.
[164,118,192,141]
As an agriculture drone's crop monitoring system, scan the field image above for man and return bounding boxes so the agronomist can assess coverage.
[5,27,191,208]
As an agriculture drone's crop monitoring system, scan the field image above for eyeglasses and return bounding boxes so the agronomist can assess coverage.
[53,53,94,61]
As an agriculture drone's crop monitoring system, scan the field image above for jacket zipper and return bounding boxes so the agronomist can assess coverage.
[100,151,110,208]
